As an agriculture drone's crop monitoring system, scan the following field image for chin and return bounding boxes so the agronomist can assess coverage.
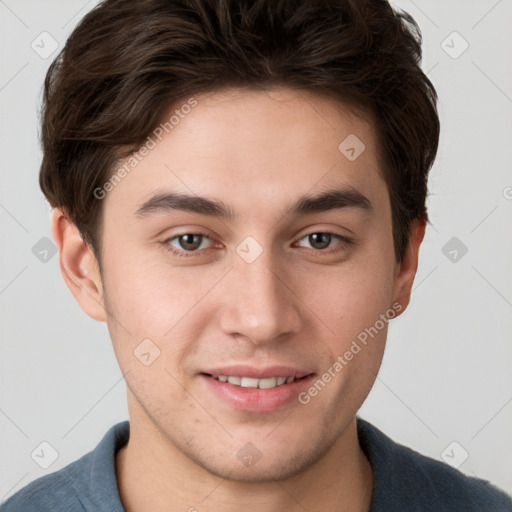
[183,433,335,483]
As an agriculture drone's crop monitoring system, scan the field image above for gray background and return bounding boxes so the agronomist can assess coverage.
[1,0,511,500]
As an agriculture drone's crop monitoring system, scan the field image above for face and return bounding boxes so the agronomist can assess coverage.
[68,87,418,482]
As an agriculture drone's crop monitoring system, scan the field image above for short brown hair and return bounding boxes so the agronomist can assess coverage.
[40,0,439,262]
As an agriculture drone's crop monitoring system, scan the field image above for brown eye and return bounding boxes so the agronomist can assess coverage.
[177,234,204,251]
[165,233,212,255]
[295,232,353,255]
[298,232,338,250]
[307,233,332,250]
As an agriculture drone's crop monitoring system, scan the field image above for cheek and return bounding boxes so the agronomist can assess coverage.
[100,248,227,366]
[304,255,396,339]
[102,245,201,324]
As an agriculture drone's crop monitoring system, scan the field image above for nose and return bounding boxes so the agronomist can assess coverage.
[217,247,302,345]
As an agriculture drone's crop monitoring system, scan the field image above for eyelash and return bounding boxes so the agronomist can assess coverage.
[162,231,353,258]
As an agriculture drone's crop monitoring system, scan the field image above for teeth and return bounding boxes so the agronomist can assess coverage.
[241,377,260,388]
[213,375,295,389]
[258,377,277,389]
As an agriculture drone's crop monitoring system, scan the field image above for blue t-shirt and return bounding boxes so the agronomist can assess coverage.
[2,419,510,511]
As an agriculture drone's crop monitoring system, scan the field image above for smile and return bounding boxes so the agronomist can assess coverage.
[201,371,314,412]
[208,375,295,388]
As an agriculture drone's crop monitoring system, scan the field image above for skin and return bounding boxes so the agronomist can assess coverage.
[52,87,425,512]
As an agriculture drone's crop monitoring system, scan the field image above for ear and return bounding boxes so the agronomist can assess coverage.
[51,208,107,322]
[391,216,426,315]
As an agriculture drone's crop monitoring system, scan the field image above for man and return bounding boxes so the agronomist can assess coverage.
[3,0,510,510]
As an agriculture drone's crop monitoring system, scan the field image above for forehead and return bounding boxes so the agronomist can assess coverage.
[103,87,387,221]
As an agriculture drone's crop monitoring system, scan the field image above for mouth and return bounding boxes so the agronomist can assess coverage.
[199,367,315,412]
[206,374,298,389]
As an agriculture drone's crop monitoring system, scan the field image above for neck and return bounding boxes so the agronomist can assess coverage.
[116,411,373,512]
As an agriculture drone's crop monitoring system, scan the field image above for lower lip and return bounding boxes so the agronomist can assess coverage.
[200,374,315,412]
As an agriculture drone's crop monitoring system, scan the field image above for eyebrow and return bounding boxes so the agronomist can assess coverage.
[134,186,373,220]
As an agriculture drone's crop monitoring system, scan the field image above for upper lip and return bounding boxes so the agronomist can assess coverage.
[202,365,313,379]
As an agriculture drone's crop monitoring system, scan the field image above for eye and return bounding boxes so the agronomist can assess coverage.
[163,231,352,258]
[296,232,352,253]
[165,233,213,256]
